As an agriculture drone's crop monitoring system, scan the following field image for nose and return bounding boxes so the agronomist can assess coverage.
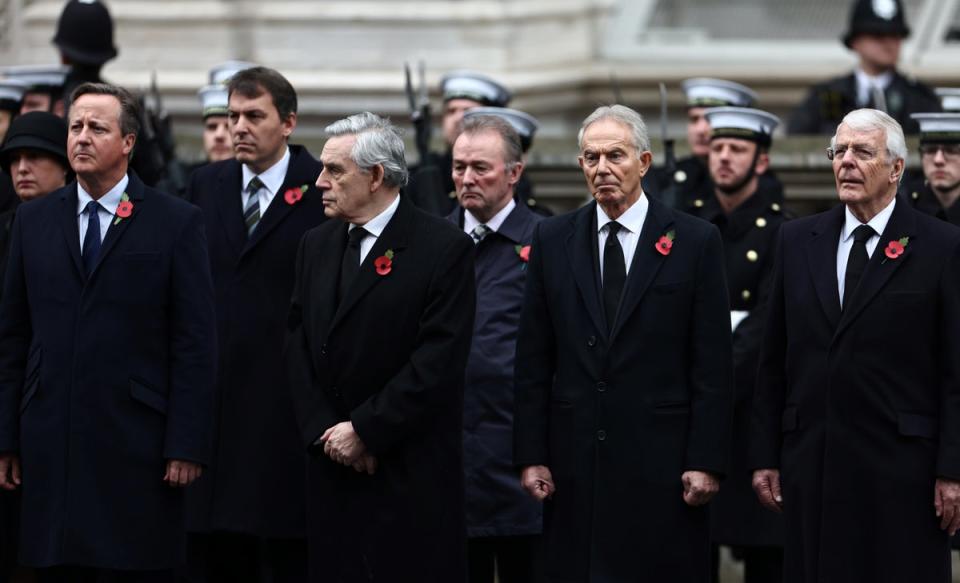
[934,148,947,164]
[315,168,330,190]
[596,155,610,175]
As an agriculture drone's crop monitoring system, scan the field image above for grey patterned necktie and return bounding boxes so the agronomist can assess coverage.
[470,224,492,244]
[244,176,265,236]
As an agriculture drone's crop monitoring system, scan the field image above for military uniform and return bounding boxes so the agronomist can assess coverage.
[647,156,785,210]
[904,182,960,226]
[788,72,940,135]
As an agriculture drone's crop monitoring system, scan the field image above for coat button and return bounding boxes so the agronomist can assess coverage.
[596,381,607,392]
[693,198,704,208]
[742,289,751,301]
[746,250,759,262]
[912,191,919,200]
[331,386,339,397]
[587,335,597,347]
[320,344,328,355]
[597,430,607,441]
[755,217,767,228]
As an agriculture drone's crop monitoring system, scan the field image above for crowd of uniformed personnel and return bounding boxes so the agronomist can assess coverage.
[1,0,960,581]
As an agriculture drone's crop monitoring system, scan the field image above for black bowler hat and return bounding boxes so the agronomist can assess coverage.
[843,0,910,48]
[52,0,118,66]
[0,111,69,171]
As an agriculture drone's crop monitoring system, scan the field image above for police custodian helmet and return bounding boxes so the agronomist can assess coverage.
[52,0,119,66]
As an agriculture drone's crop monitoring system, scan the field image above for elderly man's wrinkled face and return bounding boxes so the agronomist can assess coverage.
[68,93,135,180]
[687,107,712,158]
[203,115,233,162]
[317,134,378,222]
[578,118,651,214]
[832,124,901,207]
[442,98,481,148]
[921,143,960,196]
[452,129,522,223]
[8,149,68,202]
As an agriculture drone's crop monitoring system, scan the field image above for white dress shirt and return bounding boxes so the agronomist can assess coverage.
[77,173,129,246]
[463,198,516,236]
[837,197,896,306]
[349,194,401,264]
[854,68,894,108]
[241,146,290,212]
[597,193,648,279]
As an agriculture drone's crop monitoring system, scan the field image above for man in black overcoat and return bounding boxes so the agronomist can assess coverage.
[513,104,733,582]
[0,83,216,581]
[752,108,960,583]
[185,66,325,582]
[446,114,543,582]
[286,112,475,582]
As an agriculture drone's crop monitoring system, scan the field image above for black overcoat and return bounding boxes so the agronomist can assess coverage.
[513,198,733,582]
[446,203,543,538]
[0,173,217,569]
[286,197,476,582]
[751,200,960,583]
[185,144,325,538]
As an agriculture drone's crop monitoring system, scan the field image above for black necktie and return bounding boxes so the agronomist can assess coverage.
[339,226,369,302]
[843,224,874,307]
[603,221,626,328]
[82,200,102,276]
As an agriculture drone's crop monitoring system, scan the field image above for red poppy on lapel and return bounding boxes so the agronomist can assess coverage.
[375,249,395,276]
[113,192,133,225]
[656,230,676,256]
[284,184,309,205]
[883,237,909,262]
[516,245,531,262]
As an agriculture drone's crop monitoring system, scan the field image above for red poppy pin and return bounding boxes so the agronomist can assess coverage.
[882,236,909,263]
[374,249,395,276]
[113,192,133,225]
[655,230,676,256]
[284,184,309,206]
[515,244,531,267]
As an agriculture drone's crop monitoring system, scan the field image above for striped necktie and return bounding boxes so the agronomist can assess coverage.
[244,176,265,236]
[470,224,492,244]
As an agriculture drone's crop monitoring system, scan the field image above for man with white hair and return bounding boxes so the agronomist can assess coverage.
[513,104,732,581]
[286,112,476,582]
[751,108,960,582]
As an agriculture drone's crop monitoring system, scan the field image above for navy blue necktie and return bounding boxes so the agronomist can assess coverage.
[82,200,102,276]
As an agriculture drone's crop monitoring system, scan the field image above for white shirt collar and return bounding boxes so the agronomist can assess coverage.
[855,68,895,105]
[241,147,290,194]
[597,192,648,234]
[351,193,401,238]
[842,196,896,243]
[464,197,516,235]
[76,173,129,216]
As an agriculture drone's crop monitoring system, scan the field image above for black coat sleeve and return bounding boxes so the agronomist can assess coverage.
[0,210,30,453]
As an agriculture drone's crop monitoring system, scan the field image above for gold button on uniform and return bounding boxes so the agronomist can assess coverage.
[912,191,919,200]
[771,203,781,212]
[693,199,704,208]
[746,250,759,262]
[527,198,537,206]
[448,191,457,199]
[742,289,751,301]
[755,217,767,228]
[674,170,687,183]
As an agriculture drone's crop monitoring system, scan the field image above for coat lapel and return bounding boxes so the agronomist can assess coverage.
[243,146,321,258]
[806,205,844,330]
[58,183,84,280]
[213,161,247,255]
[565,203,607,337]
[90,172,146,279]
[610,198,672,344]
[328,197,412,334]
[314,221,348,337]
[835,200,916,339]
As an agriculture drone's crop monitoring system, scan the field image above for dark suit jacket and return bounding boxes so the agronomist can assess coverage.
[787,71,941,135]
[0,173,216,569]
[513,197,733,582]
[751,200,960,583]
[286,196,476,582]
[185,144,325,538]
[447,203,544,538]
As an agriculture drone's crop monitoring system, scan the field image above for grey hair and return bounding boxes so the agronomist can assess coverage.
[459,115,523,166]
[830,108,907,162]
[577,104,651,155]
[324,112,408,188]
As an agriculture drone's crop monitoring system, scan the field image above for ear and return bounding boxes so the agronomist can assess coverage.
[507,160,525,187]
[122,134,137,157]
[368,163,385,192]
[281,112,297,139]
[755,151,770,176]
[637,151,654,177]
[890,157,905,184]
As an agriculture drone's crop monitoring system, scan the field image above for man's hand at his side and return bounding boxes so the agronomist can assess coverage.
[521,465,555,501]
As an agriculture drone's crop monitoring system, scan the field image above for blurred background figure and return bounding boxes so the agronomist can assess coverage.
[905,113,960,226]
[52,0,118,113]
[0,79,29,214]
[0,65,69,117]
[788,0,940,135]
[191,61,257,173]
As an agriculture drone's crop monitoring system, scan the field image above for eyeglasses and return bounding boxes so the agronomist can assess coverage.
[826,145,881,161]
[919,144,960,159]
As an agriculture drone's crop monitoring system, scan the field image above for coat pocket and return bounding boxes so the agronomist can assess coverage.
[130,378,168,415]
[653,400,690,414]
[20,346,41,414]
[781,406,798,433]
[897,412,937,439]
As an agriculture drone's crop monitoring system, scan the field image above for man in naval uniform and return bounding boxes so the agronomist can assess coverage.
[189,62,257,175]
[693,106,789,583]
[788,0,940,135]
[902,113,960,228]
